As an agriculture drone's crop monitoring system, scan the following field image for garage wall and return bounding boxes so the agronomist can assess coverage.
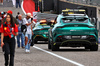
[56,1,97,18]
[43,0,54,11]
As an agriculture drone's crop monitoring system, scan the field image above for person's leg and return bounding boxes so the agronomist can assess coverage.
[19,1,21,8]
[21,33,25,48]
[28,34,32,50]
[25,34,29,51]
[3,42,10,66]
[17,34,20,48]
[9,37,16,66]
[16,2,18,8]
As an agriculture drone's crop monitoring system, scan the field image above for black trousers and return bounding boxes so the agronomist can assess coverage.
[3,36,16,66]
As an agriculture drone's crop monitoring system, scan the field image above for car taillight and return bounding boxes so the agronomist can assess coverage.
[58,36,62,37]
[90,35,94,37]
[40,28,44,30]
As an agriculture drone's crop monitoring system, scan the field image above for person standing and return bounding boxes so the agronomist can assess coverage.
[16,0,21,8]
[17,14,25,48]
[23,13,33,53]
[1,14,18,66]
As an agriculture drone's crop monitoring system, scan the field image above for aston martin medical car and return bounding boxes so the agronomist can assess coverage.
[48,9,98,51]
[32,19,54,44]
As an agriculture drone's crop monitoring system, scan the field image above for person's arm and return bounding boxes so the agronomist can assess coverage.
[15,32,18,36]
[1,24,4,48]
[1,33,4,48]
[26,22,33,26]
[14,24,18,36]
[26,20,34,26]
[23,18,33,26]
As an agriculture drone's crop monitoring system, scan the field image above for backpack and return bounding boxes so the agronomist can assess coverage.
[21,19,27,34]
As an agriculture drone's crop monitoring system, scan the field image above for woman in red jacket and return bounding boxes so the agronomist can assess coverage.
[1,13,18,66]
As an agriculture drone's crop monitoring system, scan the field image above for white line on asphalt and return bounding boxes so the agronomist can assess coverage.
[21,1,26,15]
[33,46,84,66]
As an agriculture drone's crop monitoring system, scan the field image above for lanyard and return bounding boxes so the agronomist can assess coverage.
[8,24,12,34]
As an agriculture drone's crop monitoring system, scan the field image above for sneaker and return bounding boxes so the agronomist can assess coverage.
[25,49,28,53]
[27,50,30,53]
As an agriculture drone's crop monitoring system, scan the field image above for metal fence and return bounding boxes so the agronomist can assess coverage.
[66,0,100,6]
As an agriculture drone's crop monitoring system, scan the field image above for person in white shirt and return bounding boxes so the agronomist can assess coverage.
[23,13,34,53]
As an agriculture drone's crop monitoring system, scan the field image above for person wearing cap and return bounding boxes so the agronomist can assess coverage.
[23,13,34,53]
[17,14,25,48]
[3,10,19,25]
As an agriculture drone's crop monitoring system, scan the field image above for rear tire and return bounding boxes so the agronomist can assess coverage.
[34,39,37,44]
[31,40,34,46]
[31,35,34,46]
[51,44,59,51]
[48,39,51,49]
[48,42,51,49]
[90,44,98,51]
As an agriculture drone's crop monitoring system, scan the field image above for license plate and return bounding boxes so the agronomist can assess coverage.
[72,36,80,39]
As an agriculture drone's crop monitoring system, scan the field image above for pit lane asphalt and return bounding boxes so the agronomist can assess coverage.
[0,43,100,66]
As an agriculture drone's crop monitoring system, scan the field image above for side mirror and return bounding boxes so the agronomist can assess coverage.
[90,18,97,26]
[93,18,96,24]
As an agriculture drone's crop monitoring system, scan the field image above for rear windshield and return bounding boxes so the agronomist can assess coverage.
[62,17,88,23]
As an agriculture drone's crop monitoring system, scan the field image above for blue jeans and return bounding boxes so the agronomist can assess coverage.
[16,1,21,8]
[25,34,32,50]
[17,32,25,47]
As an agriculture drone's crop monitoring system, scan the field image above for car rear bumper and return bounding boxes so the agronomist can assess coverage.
[34,35,48,41]
[54,39,97,47]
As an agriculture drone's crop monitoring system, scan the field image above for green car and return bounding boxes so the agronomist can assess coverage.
[32,19,54,44]
[48,9,98,51]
